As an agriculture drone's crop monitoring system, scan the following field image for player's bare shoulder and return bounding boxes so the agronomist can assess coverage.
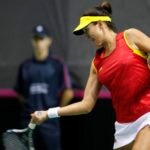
[124,28,140,39]
[124,28,145,48]
[124,28,147,41]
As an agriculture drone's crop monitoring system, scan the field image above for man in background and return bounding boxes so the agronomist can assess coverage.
[15,25,73,150]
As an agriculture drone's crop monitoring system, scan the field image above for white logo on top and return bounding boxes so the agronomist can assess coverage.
[30,83,48,94]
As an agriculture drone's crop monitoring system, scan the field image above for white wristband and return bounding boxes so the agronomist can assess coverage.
[47,107,60,119]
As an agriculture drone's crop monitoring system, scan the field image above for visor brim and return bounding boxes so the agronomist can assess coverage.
[73,29,85,35]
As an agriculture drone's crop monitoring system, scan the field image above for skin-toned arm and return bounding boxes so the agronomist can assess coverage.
[124,28,150,68]
[31,63,102,124]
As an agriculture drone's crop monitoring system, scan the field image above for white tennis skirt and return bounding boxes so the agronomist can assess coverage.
[113,112,150,149]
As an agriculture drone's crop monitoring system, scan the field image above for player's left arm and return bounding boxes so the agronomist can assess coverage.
[124,28,150,68]
[125,28,150,52]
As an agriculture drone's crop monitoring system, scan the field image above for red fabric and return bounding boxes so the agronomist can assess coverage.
[93,32,150,123]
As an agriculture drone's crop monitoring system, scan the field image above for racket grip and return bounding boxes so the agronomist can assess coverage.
[28,122,36,130]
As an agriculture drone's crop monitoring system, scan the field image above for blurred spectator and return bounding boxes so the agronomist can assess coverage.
[15,25,73,150]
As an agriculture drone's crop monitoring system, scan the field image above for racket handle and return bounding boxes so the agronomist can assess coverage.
[28,123,36,130]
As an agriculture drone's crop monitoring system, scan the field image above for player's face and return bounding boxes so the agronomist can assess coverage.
[84,22,105,48]
[32,37,52,60]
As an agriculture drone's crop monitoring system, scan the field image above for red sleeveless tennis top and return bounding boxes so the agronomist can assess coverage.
[93,32,150,123]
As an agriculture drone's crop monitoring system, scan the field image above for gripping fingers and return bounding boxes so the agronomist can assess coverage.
[31,111,48,125]
[35,111,42,116]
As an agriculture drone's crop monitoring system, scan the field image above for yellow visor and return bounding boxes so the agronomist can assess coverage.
[73,16,112,35]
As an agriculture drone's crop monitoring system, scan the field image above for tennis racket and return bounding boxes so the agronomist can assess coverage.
[3,122,36,150]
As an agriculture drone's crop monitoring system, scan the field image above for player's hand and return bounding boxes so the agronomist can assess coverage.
[31,111,48,125]
[147,53,150,69]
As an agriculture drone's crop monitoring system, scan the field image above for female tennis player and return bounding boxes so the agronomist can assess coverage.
[31,1,150,149]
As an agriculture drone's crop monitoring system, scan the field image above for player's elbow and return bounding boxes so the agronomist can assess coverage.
[82,101,94,114]
[84,107,92,114]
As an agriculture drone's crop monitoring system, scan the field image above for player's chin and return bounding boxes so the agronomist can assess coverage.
[96,45,103,49]
[95,42,103,49]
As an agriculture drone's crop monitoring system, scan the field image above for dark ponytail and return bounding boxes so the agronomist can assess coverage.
[83,1,116,31]
[99,0,112,15]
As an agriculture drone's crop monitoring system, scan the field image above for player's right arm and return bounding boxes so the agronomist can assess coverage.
[31,63,102,124]
[58,63,101,116]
